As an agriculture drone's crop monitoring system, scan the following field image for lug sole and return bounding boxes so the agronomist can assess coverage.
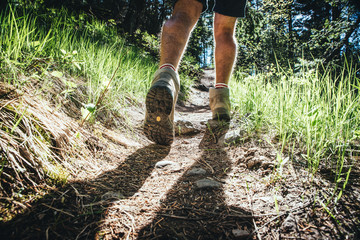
[144,86,174,145]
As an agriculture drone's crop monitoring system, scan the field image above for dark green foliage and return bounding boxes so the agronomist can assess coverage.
[236,0,360,74]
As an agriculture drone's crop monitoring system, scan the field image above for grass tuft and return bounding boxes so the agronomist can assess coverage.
[232,61,360,183]
[0,7,158,111]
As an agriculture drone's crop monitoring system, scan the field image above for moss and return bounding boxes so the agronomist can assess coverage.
[44,164,69,187]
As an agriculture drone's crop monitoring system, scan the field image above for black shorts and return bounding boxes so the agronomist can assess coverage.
[174,0,247,18]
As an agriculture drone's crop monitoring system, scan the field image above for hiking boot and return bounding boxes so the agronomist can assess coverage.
[209,87,231,122]
[144,68,180,145]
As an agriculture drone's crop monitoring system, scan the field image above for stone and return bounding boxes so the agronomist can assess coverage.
[195,179,221,189]
[187,167,207,176]
[223,129,243,145]
[175,120,201,136]
[247,156,270,169]
[101,191,125,201]
[247,159,262,169]
[232,229,250,238]
[155,160,177,168]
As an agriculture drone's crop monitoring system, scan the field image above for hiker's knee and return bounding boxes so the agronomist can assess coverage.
[164,0,202,31]
[214,13,237,44]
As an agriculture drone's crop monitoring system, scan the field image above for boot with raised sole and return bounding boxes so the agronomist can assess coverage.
[144,68,180,145]
[209,87,231,122]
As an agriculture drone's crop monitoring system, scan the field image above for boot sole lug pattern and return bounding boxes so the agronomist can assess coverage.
[144,86,174,145]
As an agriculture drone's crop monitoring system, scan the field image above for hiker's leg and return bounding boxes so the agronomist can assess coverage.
[159,0,203,70]
[209,13,237,121]
[144,0,203,145]
[213,13,237,85]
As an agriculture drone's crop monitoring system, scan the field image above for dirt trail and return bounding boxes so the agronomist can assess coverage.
[1,70,359,239]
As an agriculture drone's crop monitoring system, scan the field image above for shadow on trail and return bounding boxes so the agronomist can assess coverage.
[0,144,170,240]
[138,123,254,239]
[1,121,254,239]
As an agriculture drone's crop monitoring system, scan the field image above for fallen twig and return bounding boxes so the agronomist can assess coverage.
[41,203,75,217]
[159,214,211,221]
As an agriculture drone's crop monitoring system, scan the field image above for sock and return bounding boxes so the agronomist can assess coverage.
[160,63,176,72]
[215,83,229,89]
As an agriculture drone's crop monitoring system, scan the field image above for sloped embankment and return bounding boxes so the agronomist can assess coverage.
[0,75,142,221]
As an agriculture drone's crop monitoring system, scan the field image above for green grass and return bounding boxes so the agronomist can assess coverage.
[0,7,157,112]
[232,62,360,184]
[0,7,161,219]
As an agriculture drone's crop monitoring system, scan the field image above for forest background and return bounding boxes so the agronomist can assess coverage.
[2,0,359,72]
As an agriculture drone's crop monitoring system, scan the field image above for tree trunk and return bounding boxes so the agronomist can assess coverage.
[288,1,294,67]
[122,0,146,34]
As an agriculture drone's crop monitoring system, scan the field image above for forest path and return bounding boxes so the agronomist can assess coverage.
[98,69,260,239]
[1,70,358,239]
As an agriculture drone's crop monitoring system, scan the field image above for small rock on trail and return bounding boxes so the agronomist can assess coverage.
[195,178,222,189]
[232,229,250,238]
[101,191,125,201]
[155,160,179,169]
[175,120,201,136]
[187,167,207,176]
